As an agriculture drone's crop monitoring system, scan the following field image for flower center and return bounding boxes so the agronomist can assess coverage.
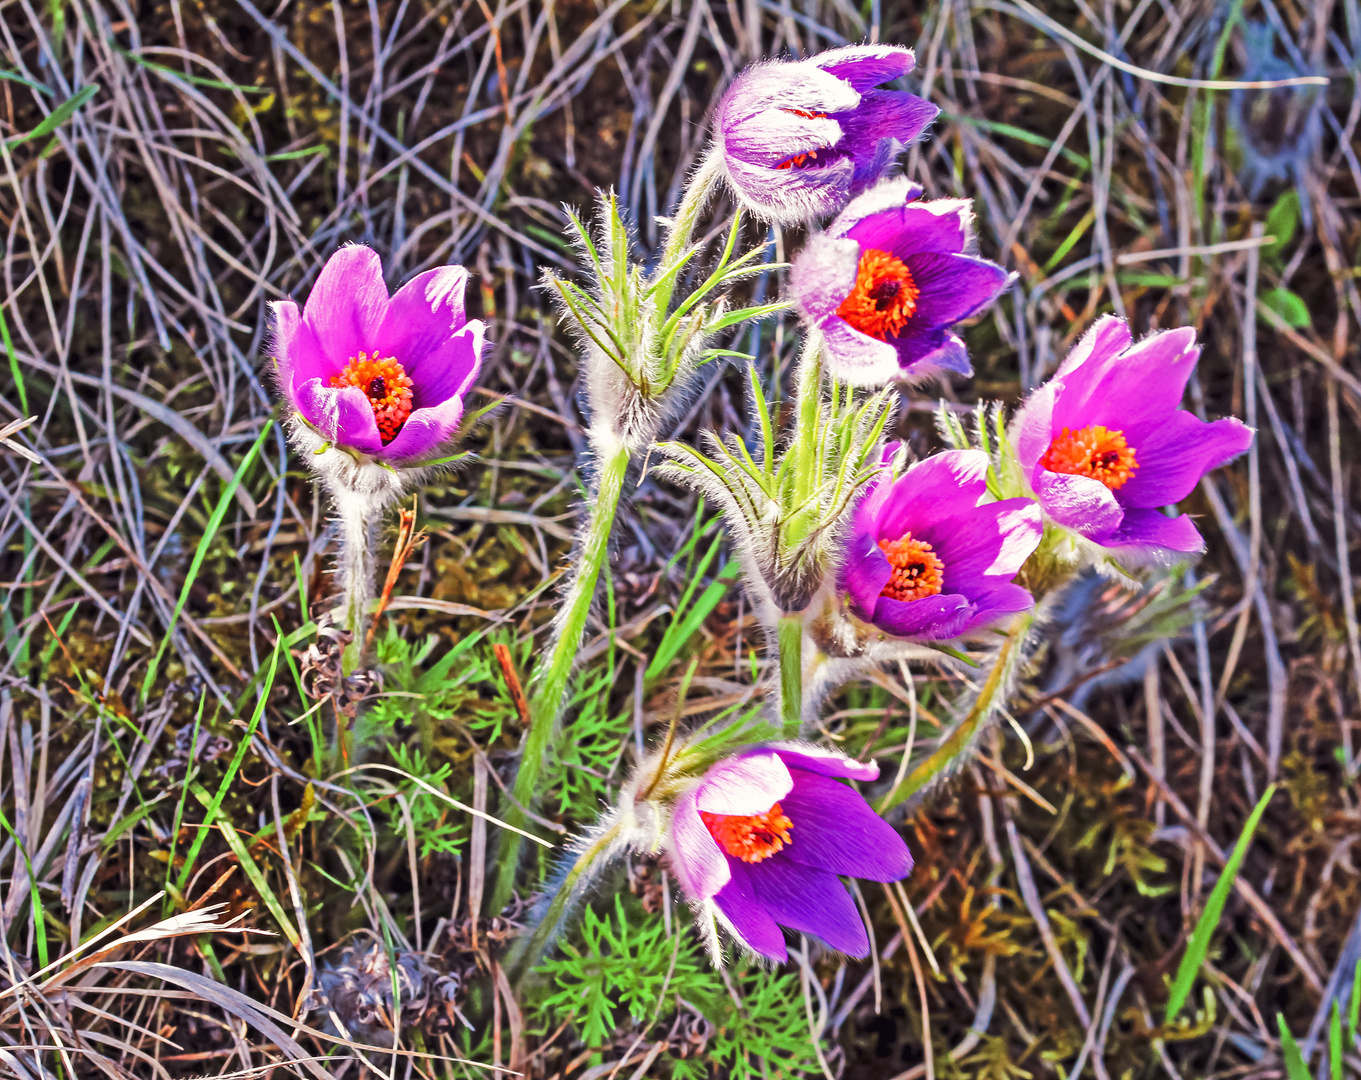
[878,533,945,602]
[329,352,414,444]
[1040,425,1138,491]
[836,249,920,340]
[700,803,793,864]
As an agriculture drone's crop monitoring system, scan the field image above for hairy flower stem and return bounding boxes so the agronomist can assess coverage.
[777,616,804,737]
[331,486,387,673]
[506,820,625,983]
[659,151,724,272]
[493,441,631,911]
[877,613,1035,814]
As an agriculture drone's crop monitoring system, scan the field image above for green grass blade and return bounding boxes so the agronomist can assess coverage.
[0,299,26,415]
[192,785,303,951]
[140,419,272,703]
[645,555,738,681]
[5,82,97,146]
[1277,1014,1310,1080]
[174,639,280,895]
[1349,957,1361,1046]
[1165,784,1276,1021]
[1331,999,1343,1080]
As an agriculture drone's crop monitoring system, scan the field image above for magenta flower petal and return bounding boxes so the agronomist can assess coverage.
[1052,324,1198,438]
[376,267,474,390]
[295,380,385,455]
[1012,379,1057,468]
[715,46,934,224]
[302,246,388,368]
[792,183,1008,384]
[813,43,916,89]
[871,593,975,639]
[840,450,1041,640]
[1033,470,1124,536]
[957,582,1038,633]
[930,500,1045,585]
[1013,316,1253,561]
[667,745,911,960]
[778,770,913,880]
[670,787,733,901]
[769,744,881,782]
[272,247,486,461]
[840,198,969,256]
[379,394,466,461]
[747,859,870,957]
[872,450,989,540]
[842,535,894,621]
[905,252,1011,327]
[694,752,793,816]
[713,863,789,962]
[1098,508,1206,554]
[1116,412,1254,509]
[1054,313,1133,378]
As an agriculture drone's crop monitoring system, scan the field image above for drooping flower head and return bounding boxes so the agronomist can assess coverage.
[667,744,911,961]
[790,179,1011,386]
[715,45,938,225]
[842,448,1042,640]
[272,246,485,464]
[1012,316,1253,563]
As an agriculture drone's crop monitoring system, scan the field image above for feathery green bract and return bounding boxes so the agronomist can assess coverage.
[1165,784,1276,1022]
[654,361,893,618]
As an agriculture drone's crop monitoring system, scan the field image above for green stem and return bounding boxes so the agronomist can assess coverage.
[659,150,724,272]
[506,820,625,981]
[778,615,803,738]
[492,440,631,912]
[877,614,1033,814]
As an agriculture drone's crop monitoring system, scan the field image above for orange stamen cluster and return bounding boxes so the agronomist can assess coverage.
[329,352,414,444]
[781,107,829,120]
[776,148,826,169]
[701,803,794,863]
[878,533,945,602]
[836,248,920,340]
[1040,425,1138,491]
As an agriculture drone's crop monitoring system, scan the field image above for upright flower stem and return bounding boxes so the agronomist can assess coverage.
[659,151,724,272]
[492,439,631,912]
[777,615,804,738]
[331,486,382,673]
[491,153,728,911]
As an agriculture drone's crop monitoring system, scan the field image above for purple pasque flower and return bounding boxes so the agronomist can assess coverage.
[271,246,485,463]
[668,743,911,961]
[1011,316,1253,561]
[842,448,1042,640]
[790,178,1010,386]
[715,45,938,225]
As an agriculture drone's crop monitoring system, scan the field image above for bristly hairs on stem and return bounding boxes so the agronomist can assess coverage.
[493,149,787,913]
